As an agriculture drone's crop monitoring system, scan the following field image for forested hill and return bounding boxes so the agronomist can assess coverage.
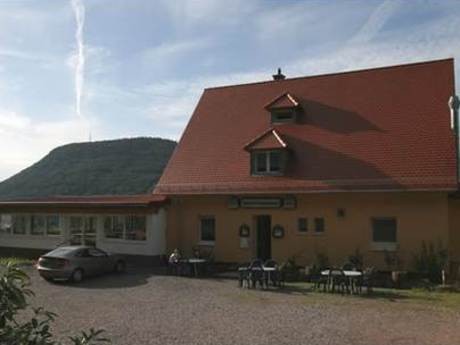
[0,137,176,200]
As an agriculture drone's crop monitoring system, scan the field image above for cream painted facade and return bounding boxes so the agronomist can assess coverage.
[167,192,460,271]
[0,208,167,257]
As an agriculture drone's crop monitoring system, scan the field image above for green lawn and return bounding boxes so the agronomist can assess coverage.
[282,282,460,310]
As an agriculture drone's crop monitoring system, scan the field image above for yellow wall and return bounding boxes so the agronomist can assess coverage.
[166,192,453,270]
[448,199,460,264]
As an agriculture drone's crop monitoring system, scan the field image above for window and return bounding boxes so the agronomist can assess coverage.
[125,216,146,241]
[103,215,146,241]
[12,215,27,235]
[271,110,295,123]
[0,214,12,234]
[200,217,216,244]
[372,218,397,243]
[46,215,61,235]
[252,150,284,175]
[314,217,325,233]
[31,215,46,235]
[298,217,308,233]
[88,248,107,257]
[104,216,124,239]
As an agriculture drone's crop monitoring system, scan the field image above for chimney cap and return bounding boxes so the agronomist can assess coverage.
[272,67,286,81]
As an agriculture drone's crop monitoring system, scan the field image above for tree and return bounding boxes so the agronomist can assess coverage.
[0,262,110,345]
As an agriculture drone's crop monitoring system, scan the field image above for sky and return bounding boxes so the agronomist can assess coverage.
[0,0,460,181]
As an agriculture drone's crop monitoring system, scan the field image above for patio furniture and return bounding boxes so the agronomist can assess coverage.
[248,259,264,289]
[263,259,279,287]
[357,267,375,294]
[238,264,250,288]
[321,269,362,294]
[187,258,207,277]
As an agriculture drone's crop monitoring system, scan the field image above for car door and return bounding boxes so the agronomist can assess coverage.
[87,248,112,274]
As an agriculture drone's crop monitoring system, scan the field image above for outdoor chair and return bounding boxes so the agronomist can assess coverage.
[310,266,330,292]
[248,259,264,289]
[330,269,349,294]
[357,267,375,294]
[238,263,250,288]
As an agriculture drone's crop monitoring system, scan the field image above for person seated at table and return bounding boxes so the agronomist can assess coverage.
[168,248,182,275]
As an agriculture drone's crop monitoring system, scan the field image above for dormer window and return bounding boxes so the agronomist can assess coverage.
[253,150,283,175]
[271,109,296,123]
[244,129,288,176]
[265,92,300,124]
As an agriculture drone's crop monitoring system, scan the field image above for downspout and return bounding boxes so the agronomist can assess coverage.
[449,95,460,185]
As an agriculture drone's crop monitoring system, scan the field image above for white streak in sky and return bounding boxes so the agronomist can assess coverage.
[71,0,85,118]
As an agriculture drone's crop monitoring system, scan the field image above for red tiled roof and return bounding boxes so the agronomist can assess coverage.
[155,59,458,194]
[0,194,167,207]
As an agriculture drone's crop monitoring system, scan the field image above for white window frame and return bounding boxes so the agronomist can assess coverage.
[29,214,62,237]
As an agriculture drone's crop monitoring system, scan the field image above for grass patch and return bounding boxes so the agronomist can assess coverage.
[0,257,34,267]
[282,282,460,310]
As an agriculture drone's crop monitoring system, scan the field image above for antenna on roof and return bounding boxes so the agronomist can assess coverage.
[272,67,286,81]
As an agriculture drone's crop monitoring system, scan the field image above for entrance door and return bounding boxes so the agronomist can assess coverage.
[69,216,97,246]
[256,215,271,261]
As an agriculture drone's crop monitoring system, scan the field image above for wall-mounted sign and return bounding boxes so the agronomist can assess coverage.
[228,196,297,209]
[239,224,250,237]
[272,225,285,239]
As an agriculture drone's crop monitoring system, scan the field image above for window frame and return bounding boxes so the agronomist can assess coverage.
[103,215,147,242]
[371,217,398,251]
[314,217,325,234]
[251,150,285,176]
[271,109,296,124]
[0,214,13,234]
[30,215,46,236]
[297,217,308,234]
[199,216,216,246]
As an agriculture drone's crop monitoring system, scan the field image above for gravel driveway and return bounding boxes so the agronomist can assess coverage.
[23,267,460,345]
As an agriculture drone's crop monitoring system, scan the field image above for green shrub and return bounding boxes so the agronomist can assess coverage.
[412,241,448,284]
[0,262,110,345]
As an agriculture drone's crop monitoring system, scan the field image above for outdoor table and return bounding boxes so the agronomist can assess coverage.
[321,270,362,294]
[262,266,277,287]
[188,258,207,277]
[321,270,362,277]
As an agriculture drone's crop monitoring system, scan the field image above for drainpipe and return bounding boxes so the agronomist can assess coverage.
[449,95,460,185]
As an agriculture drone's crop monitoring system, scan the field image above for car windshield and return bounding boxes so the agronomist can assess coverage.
[46,247,77,257]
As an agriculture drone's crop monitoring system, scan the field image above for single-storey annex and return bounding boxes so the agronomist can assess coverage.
[1,58,460,272]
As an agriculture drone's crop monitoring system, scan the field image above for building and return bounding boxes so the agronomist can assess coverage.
[155,58,460,271]
[0,195,167,263]
[1,58,460,271]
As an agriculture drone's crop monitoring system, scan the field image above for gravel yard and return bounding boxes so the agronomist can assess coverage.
[24,267,460,345]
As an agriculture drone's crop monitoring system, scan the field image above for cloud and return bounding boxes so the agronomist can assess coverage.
[0,110,94,181]
[70,0,86,119]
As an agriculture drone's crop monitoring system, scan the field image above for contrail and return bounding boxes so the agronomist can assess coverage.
[71,0,85,118]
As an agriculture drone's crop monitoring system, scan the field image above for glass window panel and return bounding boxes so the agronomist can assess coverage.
[31,215,45,235]
[46,215,61,235]
[269,151,281,172]
[255,152,267,172]
[12,215,27,235]
[70,217,83,245]
[314,218,325,233]
[0,214,12,234]
[298,217,308,232]
[125,216,146,241]
[200,217,215,242]
[372,218,397,243]
[104,216,124,239]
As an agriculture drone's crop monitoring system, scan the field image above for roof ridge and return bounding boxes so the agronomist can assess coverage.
[204,57,454,91]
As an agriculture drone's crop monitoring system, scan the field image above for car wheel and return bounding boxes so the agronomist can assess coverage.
[71,268,84,283]
[115,260,126,273]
